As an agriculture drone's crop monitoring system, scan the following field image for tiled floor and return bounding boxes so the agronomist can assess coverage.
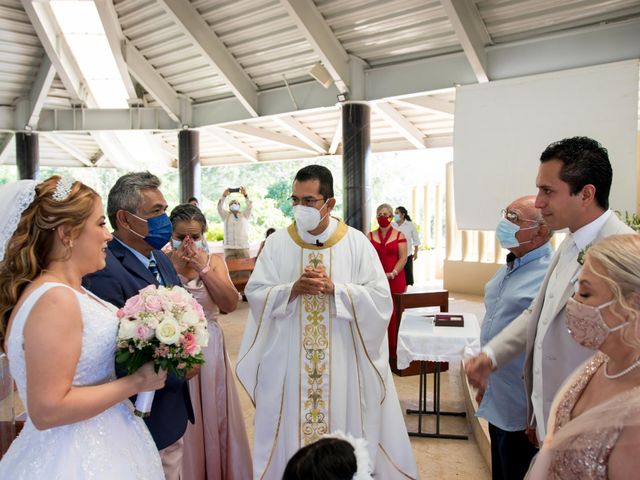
[219,292,490,479]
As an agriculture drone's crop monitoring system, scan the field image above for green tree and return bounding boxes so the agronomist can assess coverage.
[266,179,293,217]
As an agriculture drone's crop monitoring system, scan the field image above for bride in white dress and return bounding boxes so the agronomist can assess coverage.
[0,177,166,479]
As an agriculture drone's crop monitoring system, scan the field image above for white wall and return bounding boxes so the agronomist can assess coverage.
[453,60,639,230]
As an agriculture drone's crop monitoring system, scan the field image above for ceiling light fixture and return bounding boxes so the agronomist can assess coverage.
[309,62,334,89]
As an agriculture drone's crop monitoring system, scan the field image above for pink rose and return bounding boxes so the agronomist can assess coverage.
[139,284,157,294]
[168,291,189,308]
[190,299,205,320]
[122,295,145,317]
[181,332,198,355]
[135,325,153,340]
[144,295,164,313]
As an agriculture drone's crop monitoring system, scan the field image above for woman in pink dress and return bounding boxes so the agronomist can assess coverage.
[367,203,407,361]
[527,234,640,479]
[167,203,252,480]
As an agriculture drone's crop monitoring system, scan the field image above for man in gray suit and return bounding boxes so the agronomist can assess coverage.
[465,136,634,444]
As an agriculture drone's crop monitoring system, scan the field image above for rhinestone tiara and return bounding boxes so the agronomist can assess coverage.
[52,176,75,202]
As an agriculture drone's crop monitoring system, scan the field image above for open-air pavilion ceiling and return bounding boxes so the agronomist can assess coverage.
[0,0,639,170]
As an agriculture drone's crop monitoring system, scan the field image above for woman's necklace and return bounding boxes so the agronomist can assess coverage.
[604,356,640,379]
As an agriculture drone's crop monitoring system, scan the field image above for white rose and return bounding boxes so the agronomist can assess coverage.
[170,285,189,297]
[180,308,199,327]
[156,318,181,345]
[195,326,209,348]
[144,315,160,330]
[118,319,138,340]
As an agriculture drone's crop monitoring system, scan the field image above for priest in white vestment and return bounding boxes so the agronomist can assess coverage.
[237,165,419,480]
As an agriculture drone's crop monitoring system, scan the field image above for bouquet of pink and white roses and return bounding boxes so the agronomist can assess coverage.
[115,284,209,416]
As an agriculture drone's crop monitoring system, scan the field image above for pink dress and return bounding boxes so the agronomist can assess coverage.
[179,273,252,480]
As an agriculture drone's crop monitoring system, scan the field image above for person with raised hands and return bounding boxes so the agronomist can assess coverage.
[166,203,252,480]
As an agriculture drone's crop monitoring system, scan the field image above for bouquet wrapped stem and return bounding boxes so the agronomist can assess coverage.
[115,285,209,416]
[134,391,155,417]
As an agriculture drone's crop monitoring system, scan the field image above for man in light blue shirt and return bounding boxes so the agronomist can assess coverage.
[477,195,552,480]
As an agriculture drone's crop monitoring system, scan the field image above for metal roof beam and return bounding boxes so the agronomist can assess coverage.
[21,0,88,104]
[373,102,426,150]
[439,0,491,83]
[274,116,328,153]
[123,42,181,123]
[158,0,258,116]
[21,1,135,169]
[94,0,138,100]
[41,133,94,166]
[205,127,258,162]
[329,119,341,155]
[37,107,178,131]
[394,96,455,116]
[280,0,349,93]
[222,124,319,154]
[14,56,56,130]
[91,131,140,170]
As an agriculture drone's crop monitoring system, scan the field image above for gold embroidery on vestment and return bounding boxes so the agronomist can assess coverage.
[300,251,330,445]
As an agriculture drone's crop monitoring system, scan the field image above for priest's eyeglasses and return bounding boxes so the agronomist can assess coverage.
[289,196,325,207]
[501,209,538,224]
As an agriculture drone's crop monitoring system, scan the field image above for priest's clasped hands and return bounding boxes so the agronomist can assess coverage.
[290,266,334,300]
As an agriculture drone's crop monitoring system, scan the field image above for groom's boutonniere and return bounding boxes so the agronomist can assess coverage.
[577,244,592,266]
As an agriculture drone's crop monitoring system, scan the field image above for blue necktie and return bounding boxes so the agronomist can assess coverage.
[148,258,164,285]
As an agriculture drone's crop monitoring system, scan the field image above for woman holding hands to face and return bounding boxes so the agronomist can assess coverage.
[167,204,252,480]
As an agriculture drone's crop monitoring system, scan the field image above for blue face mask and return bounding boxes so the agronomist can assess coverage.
[128,212,173,250]
[393,214,401,223]
[495,218,537,249]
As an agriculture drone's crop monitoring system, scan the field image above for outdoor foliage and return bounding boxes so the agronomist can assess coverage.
[0,148,450,247]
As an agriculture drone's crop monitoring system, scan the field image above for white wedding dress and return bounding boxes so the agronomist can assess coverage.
[0,282,164,479]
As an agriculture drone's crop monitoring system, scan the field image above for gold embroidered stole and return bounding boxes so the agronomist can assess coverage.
[300,249,330,445]
[287,221,349,446]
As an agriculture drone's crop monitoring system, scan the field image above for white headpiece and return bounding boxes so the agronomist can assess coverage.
[52,176,75,202]
[0,180,38,262]
[323,431,373,480]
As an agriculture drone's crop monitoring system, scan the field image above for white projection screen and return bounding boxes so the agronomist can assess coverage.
[453,60,639,231]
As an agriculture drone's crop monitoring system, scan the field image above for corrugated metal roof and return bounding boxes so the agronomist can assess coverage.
[319,0,460,64]
[0,0,44,106]
[0,0,637,168]
[478,0,640,42]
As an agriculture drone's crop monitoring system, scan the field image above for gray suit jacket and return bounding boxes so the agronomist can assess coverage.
[487,213,634,431]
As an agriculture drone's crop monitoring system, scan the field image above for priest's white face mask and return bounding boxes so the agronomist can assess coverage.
[293,200,329,232]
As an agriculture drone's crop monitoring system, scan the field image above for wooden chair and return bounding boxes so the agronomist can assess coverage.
[225,257,257,294]
[391,289,450,376]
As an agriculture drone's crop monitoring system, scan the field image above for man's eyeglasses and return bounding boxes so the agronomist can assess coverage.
[289,196,325,207]
[501,209,538,224]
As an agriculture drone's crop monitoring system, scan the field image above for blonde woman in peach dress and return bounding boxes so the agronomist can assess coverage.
[167,203,252,480]
[527,234,640,479]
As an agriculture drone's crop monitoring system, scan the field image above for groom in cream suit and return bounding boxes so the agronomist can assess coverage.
[466,137,634,445]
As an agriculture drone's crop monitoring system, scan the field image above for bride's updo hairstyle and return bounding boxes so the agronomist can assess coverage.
[0,176,99,342]
[583,233,640,348]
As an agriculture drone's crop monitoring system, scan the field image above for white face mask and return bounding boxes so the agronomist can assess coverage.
[229,203,240,212]
[171,238,208,252]
[293,201,329,232]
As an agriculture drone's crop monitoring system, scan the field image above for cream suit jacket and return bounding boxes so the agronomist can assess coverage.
[486,213,634,431]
